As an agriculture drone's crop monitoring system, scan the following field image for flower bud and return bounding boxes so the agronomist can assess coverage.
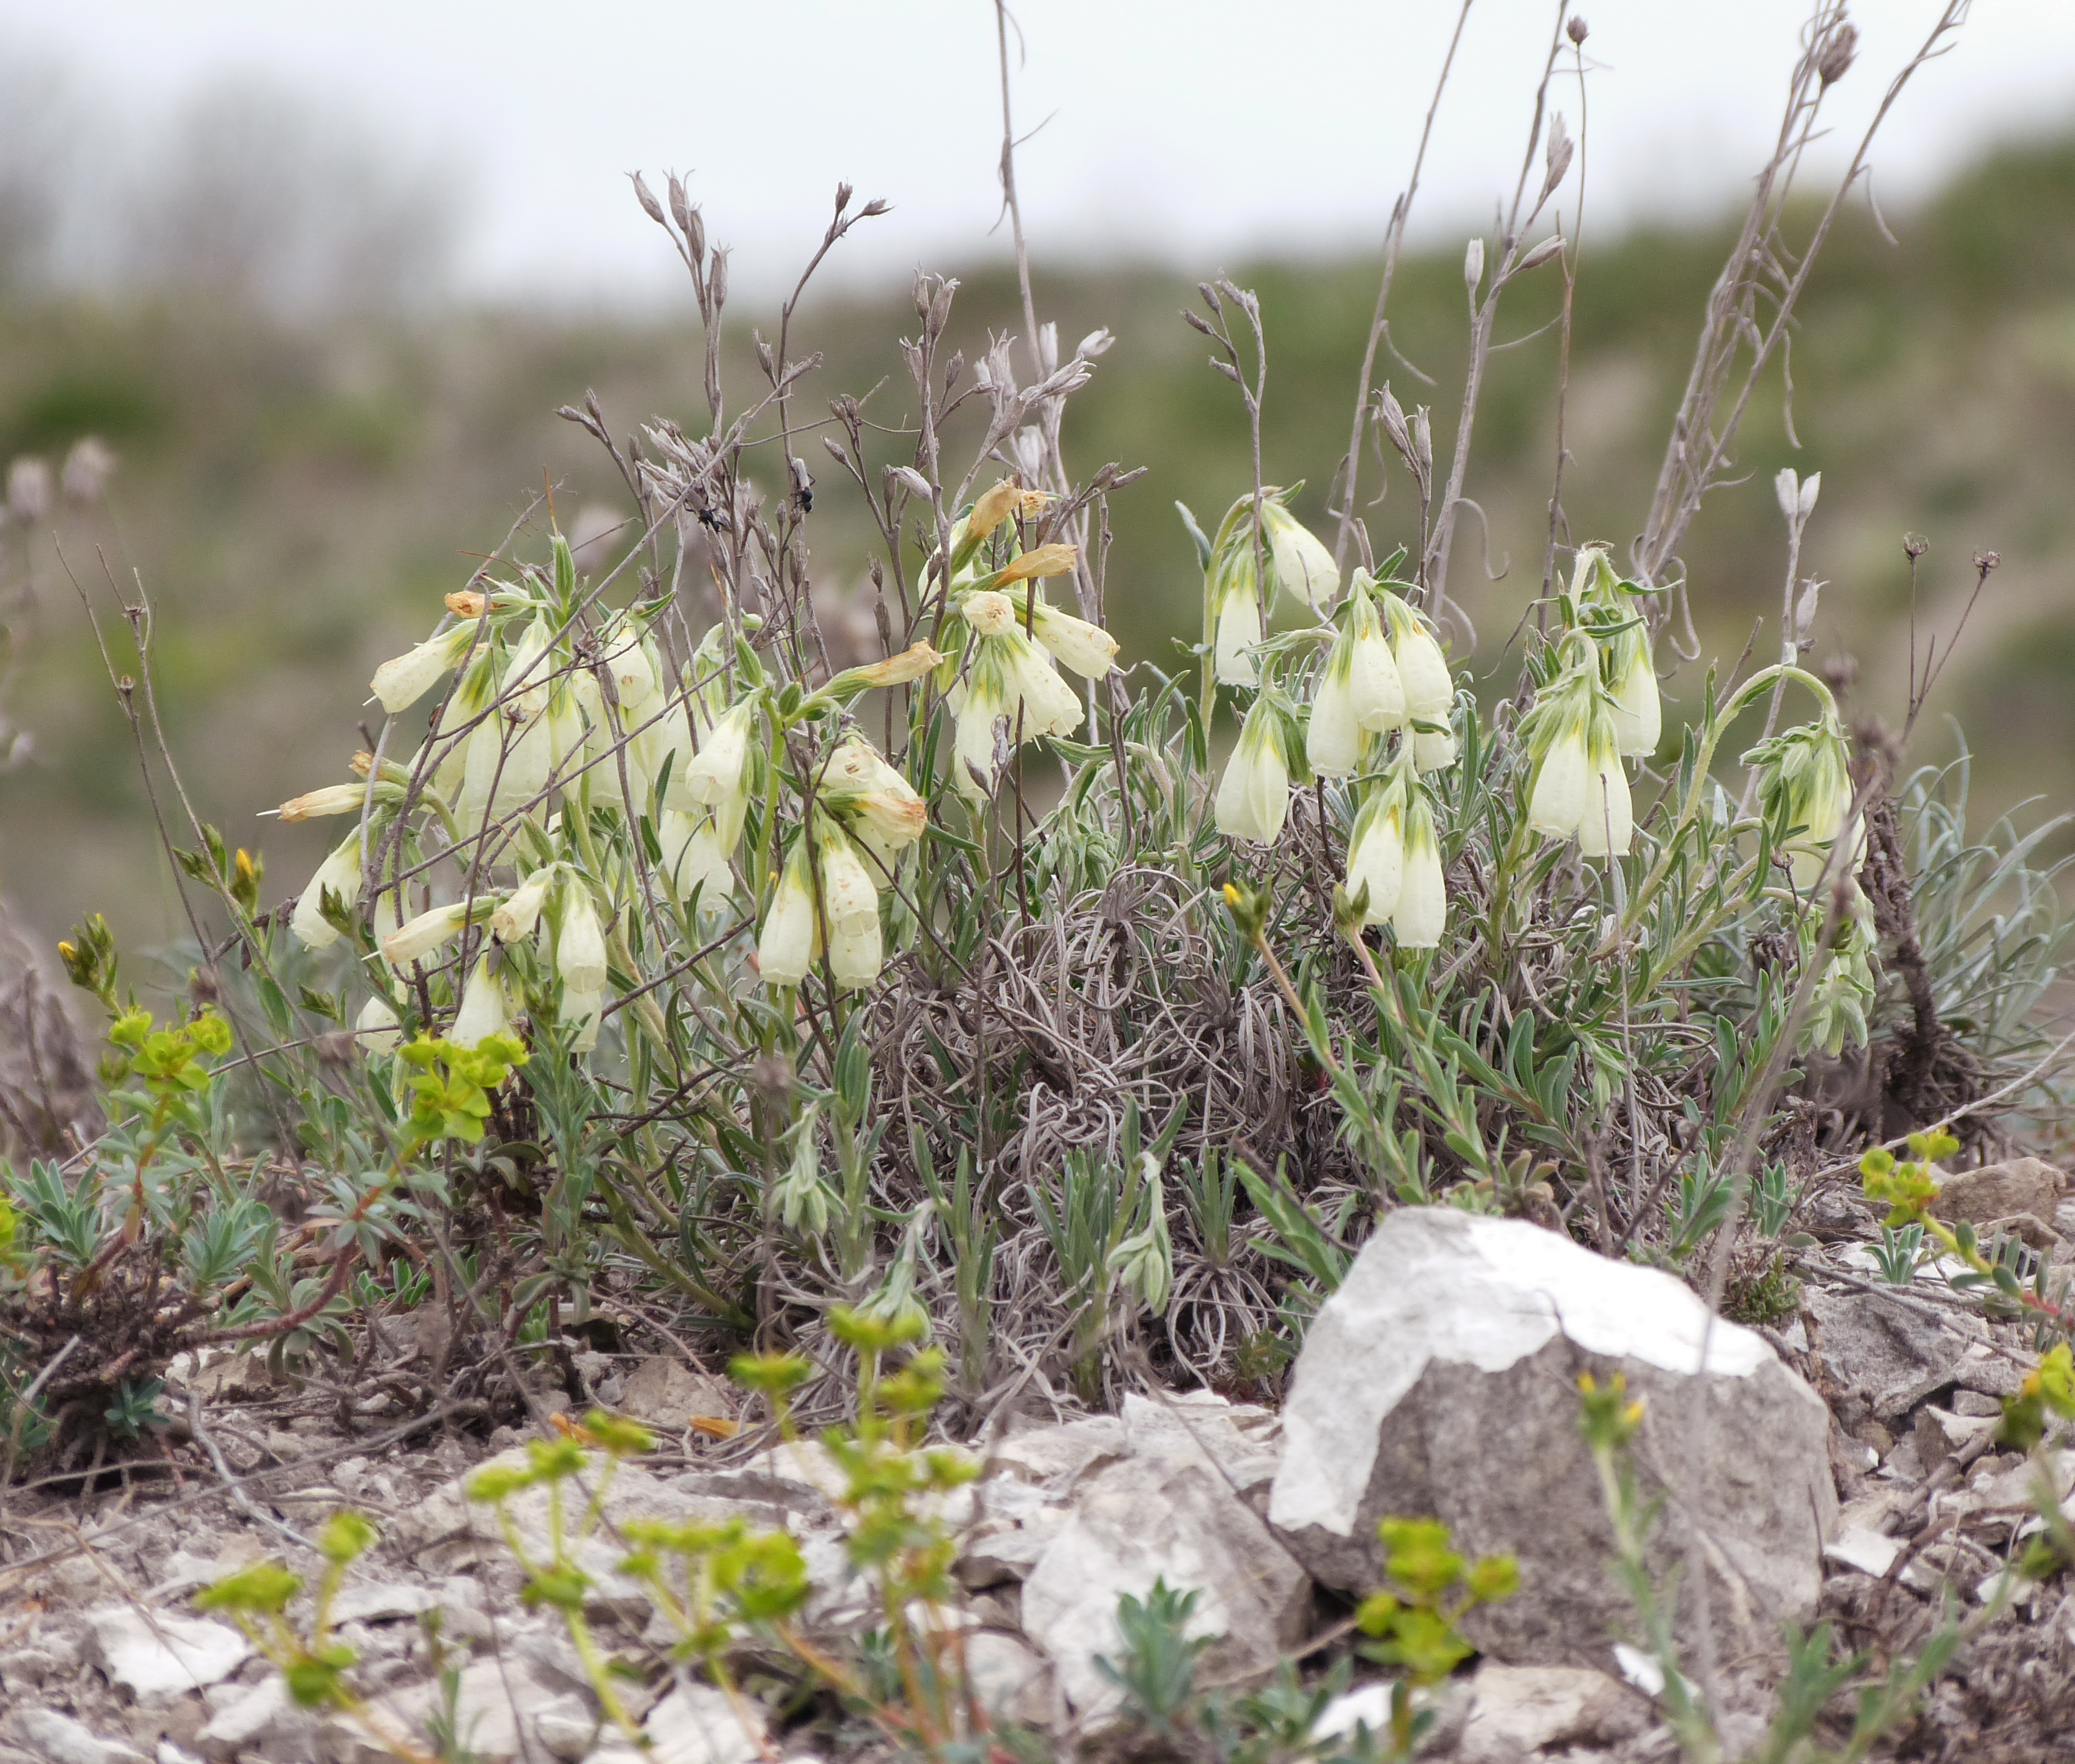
[275,783,368,823]
[371,625,476,714]
[380,901,473,966]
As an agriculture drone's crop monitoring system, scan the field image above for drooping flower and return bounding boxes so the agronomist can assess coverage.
[1524,703,1591,843]
[1569,544,1660,759]
[291,836,364,950]
[451,957,512,1050]
[556,885,611,1053]
[1522,637,1631,858]
[1208,544,1262,688]
[1215,697,1292,846]
[659,810,736,906]
[369,623,478,714]
[1393,787,1448,947]
[353,995,402,1055]
[380,901,475,966]
[1343,784,1405,927]
[1744,714,1860,891]
[1262,500,1340,610]
[824,738,928,860]
[819,827,884,991]
[1307,579,1406,777]
[556,886,610,996]
[492,867,555,943]
[755,843,820,987]
[668,701,755,817]
[1377,587,1457,771]
[1026,597,1120,680]
[1575,738,1634,859]
[946,591,1084,797]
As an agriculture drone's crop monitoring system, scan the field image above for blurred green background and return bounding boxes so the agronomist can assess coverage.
[2,129,2073,965]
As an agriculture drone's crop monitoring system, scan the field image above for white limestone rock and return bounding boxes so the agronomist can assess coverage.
[1267,1208,1836,1669]
[84,1606,251,1699]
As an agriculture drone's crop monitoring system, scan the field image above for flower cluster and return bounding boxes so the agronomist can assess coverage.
[268,487,1122,1050]
[1207,517,1463,946]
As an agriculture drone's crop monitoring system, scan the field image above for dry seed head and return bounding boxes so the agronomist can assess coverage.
[1817,22,1857,87]
[1463,239,1486,293]
[630,171,666,226]
[1567,14,1589,44]
[1902,532,1929,562]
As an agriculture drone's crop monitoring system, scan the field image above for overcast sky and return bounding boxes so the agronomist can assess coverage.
[9,1,2075,303]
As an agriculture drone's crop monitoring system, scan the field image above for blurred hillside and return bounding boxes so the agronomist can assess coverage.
[2,129,2074,961]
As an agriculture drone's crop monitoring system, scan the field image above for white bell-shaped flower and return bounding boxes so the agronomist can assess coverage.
[353,995,402,1055]
[369,624,476,714]
[1028,597,1120,680]
[451,957,512,1050]
[1526,711,1592,841]
[1212,560,1262,688]
[291,837,364,950]
[1392,793,1448,947]
[556,886,610,996]
[1343,787,1405,927]
[660,810,736,905]
[1262,502,1340,610]
[1576,741,1634,859]
[1215,700,1290,846]
[756,844,820,987]
[1379,590,1457,771]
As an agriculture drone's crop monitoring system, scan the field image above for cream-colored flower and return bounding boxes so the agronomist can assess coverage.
[1526,715,1590,841]
[670,701,754,813]
[1607,647,1662,759]
[1215,701,1290,846]
[1344,789,1405,926]
[1379,590,1456,771]
[826,739,928,853]
[1309,587,1405,776]
[1576,746,1634,859]
[660,810,735,904]
[291,837,363,950]
[756,845,819,987]
[274,783,368,823]
[1211,555,1262,688]
[353,995,402,1055]
[370,624,476,714]
[492,868,555,943]
[557,886,610,996]
[1262,502,1339,610]
[1028,599,1120,680]
[1392,796,1447,948]
[451,957,511,1050]
[380,901,473,966]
